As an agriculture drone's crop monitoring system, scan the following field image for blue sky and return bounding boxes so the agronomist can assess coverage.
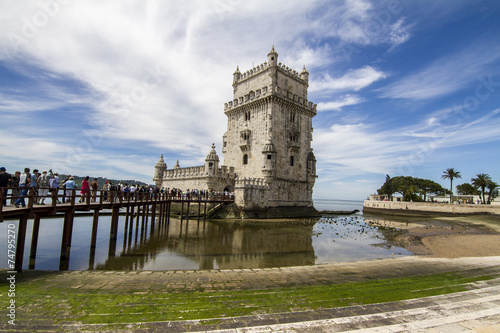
[1,0,499,200]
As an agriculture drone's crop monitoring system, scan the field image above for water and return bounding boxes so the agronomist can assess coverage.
[0,199,413,271]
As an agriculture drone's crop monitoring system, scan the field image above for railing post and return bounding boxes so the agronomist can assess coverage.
[51,188,58,208]
[27,187,35,209]
[70,189,76,206]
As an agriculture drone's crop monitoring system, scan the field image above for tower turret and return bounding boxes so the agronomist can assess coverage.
[262,139,277,178]
[267,45,278,67]
[300,65,309,84]
[204,143,220,176]
[233,66,241,83]
[153,154,167,187]
[307,148,317,181]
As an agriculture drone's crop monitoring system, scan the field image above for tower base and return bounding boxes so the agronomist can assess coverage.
[213,203,320,219]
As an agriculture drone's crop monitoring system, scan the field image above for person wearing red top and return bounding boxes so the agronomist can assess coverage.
[79,176,90,203]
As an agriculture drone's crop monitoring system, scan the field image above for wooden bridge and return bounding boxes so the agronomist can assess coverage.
[0,187,234,272]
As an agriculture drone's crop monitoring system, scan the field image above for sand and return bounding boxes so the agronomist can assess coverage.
[365,214,500,258]
[421,234,500,258]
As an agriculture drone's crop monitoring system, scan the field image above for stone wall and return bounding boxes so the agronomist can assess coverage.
[363,200,500,216]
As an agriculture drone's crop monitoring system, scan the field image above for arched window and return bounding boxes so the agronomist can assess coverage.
[243,154,248,165]
[290,156,294,166]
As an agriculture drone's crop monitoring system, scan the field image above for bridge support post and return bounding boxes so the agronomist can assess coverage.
[29,213,41,269]
[108,206,120,257]
[59,208,75,270]
[14,214,28,272]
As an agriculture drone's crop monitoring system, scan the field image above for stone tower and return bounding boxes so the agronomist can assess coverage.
[155,47,318,218]
[222,46,318,217]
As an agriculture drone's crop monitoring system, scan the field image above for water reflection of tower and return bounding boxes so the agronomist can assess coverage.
[172,220,317,270]
[96,219,317,270]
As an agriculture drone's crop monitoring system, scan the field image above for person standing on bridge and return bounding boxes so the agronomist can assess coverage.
[0,167,12,206]
[49,171,61,203]
[64,176,77,203]
[14,168,31,208]
[79,176,90,203]
[31,169,39,201]
[90,178,98,202]
[38,170,50,204]
[10,171,20,205]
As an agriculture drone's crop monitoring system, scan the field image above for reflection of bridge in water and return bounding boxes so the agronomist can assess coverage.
[0,187,233,271]
[97,219,318,271]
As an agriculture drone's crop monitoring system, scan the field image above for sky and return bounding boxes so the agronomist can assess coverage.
[1,0,499,201]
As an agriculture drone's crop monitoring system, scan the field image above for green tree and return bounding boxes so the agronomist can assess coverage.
[377,174,396,200]
[441,168,461,203]
[416,178,446,201]
[471,173,492,204]
[456,183,480,195]
[377,176,445,202]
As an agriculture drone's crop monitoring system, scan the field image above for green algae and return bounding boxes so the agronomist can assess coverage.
[11,272,492,325]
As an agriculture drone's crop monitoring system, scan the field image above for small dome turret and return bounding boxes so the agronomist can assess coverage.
[153,154,167,187]
[155,154,167,169]
[262,139,277,153]
[205,143,220,162]
[205,143,220,176]
[300,65,309,83]
[233,66,241,83]
[267,45,278,67]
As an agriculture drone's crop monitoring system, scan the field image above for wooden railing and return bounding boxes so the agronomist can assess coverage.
[0,187,234,221]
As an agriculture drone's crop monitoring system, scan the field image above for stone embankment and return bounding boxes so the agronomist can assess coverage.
[363,200,500,216]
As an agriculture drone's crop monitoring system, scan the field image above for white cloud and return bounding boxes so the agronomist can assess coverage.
[313,107,500,183]
[310,66,387,92]
[388,18,411,47]
[317,94,364,111]
[0,0,498,194]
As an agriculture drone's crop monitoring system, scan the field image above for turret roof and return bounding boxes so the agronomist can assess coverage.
[205,143,220,162]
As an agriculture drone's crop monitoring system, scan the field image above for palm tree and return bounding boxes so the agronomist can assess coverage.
[441,168,461,203]
[486,181,499,204]
[471,173,492,204]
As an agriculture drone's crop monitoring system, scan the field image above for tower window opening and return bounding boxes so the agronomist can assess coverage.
[290,156,294,166]
[243,154,248,165]
[245,111,251,121]
[267,154,272,160]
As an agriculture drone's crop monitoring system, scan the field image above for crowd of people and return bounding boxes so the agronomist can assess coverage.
[0,167,68,207]
[0,166,234,208]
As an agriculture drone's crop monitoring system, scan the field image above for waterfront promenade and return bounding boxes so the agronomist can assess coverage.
[364,199,500,216]
[2,256,500,332]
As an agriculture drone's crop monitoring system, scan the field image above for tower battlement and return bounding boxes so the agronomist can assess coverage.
[227,47,316,117]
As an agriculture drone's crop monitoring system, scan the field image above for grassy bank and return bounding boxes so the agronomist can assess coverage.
[5,271,493,326]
